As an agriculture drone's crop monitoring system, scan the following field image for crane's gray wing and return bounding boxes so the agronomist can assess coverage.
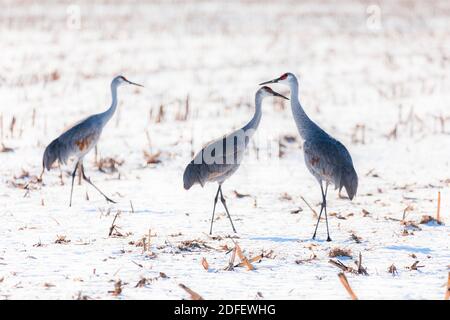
[43,116,101,170]
[183,133,248,190]
[304,138,358,200]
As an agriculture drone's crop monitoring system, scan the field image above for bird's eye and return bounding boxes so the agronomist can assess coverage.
[279,73,288,80]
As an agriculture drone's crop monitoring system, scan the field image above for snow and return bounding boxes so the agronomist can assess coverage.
[0,0,449,300]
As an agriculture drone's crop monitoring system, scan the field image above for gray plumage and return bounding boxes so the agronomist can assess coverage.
[183,133,247,190]
[260,72,358,241]
[183,86,288,234]
[42,75,143,206]
[43,116,101,171]
[304,136,358,200]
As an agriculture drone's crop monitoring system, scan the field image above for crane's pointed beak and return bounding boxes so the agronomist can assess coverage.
[127,80,144,87]
[259,78,278,86]
[273,91,289,100]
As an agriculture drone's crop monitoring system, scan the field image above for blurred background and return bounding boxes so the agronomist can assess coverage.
[1,0,449,206]
[1,0,449,209]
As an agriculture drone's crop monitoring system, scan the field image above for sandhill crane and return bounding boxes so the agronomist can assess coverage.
[260,73,358,241]
[42,75,143,206]
[183,86,288,234]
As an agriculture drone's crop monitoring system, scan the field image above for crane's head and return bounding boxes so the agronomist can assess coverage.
[258,86,289,100]
[259,72,297,86]
[113,75,144,88]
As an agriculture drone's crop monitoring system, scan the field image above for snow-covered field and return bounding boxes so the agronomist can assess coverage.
[0,0,449,300]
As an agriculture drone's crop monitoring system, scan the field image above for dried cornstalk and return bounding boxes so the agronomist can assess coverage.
[300,196,318,217]
[338,272,358,300]
[224,246,237,271]
[235,254,263,268]
[355,252,369,275]
[235,244,255,271]
[179,283,204,300]
[201,257,209,270]
[329,259,354,273]
[108,212,120,237]
[110,280,122,296]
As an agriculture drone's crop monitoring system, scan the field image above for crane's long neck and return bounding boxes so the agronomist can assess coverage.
[100,83,119,126]
[289,79,324,141]
[242,92,263,135]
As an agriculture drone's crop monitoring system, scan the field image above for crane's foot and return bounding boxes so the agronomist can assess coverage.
[326,236,332,242]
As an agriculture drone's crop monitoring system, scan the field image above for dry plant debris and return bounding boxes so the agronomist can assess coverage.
[178,239,213,252]
[201,257,209,271]
[350,233,362,243]
[109,280,123,296]
[329,253,367,275]
[295,254,317,264]
[329,247,352,258]
[54,235,70,244]
[401,220,421,230]
[97,157,123,173]
[338,272,358,300]
[355,253,369,275]
[223,243,262,271]
[143,150,162,164]
[135,272,167,288]
[0,143,14,153]
[107,212,131,238]
[388,264,398,276]
[233,190,251,198]
[43,282,55,288]
[135,277,148,288]
[108,211,121,236]
[75,291,92,300]
[406,261,424,271]
[279,192,292,201]
[234,243,255,270]
[224,246,237,271]
[179,283,204,300]
[290,208,303,214]
[329,259,354,273]
[420,215,442,225]
[235,253,263,268]
[300,196,318,217]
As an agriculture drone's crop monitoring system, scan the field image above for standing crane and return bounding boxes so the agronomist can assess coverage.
[183,86,288,234]
[259,73,358,241]
[42,75,143,206]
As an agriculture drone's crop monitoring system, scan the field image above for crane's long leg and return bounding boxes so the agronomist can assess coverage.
[209,186,221,235]
[323,184,331,242]
[69,161,79,207]
[312,181,329,240]
[219,186,237,233]
[38,166,44,183]
[80,164,116,204]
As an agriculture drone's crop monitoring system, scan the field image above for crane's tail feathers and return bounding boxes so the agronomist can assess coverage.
[183,161,204,190]
[43,138,70,171]
[341,168,358,200]
[43,139,59,171]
